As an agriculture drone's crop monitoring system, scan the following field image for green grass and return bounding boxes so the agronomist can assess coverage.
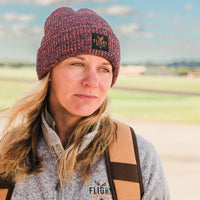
[109,89,200,124]
[115,75,200,93]
[0,80,33,109]
[0,66,37,81]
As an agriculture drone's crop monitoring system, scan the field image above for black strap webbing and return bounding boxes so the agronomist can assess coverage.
[0,178,15,200]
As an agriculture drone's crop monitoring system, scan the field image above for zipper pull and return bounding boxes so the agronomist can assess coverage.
[56,180,63,200]
[56,180,61,191]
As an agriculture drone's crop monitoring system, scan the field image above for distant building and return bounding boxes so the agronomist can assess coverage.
[187,72,200,78]
[120,65,146,75]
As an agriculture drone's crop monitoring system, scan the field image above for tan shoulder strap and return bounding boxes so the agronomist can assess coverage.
[0,178,15,200]
[105,121,143,200]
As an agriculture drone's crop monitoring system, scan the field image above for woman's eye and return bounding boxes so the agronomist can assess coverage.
[71,63,84,67]
[100,68,110,73]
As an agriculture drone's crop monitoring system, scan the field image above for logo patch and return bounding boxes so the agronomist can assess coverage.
[88,179,112,199]
[92,33,108,52]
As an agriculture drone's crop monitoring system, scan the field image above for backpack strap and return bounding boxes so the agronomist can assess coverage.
[0,178,15,200]
[105,121,144,200]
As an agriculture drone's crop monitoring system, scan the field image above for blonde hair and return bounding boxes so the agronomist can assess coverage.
[0,72,116,183]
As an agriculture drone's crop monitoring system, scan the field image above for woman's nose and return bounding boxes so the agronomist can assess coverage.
[81,69,99,88]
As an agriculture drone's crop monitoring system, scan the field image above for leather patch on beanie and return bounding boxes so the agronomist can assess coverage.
[92,33,108,52]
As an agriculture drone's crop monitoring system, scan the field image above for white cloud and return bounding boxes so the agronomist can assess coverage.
[164,35,177,40]
[0,24,7,39]
[0,0,110,5]
[34,0,111,5]
[147,12,181,21]
[32,26,43,35]
[2,12,35,23]
[116,24,140,35]
[11,24,27,37]
[0,0,31,4]
[185,3,192,11]
[2,13,16,21]
[143,32,155,38]
[0,23,43,40]
[96,5,138,17]
[195,27,200,32]
[114,23,155,39]
[170,24,200,33]
[147,13,167,19]
[34,0,57,6]
[170,24,189,31]
[18,14,35,23]
[0,32,5,38]
[0,24,6,38]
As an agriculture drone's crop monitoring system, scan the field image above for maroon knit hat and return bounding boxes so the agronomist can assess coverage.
[36,7,120,86]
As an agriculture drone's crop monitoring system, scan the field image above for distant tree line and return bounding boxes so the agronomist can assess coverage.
[121,60,200,76]
[0,60,35,68]
[122,60,200,68]
[167,61,200,68]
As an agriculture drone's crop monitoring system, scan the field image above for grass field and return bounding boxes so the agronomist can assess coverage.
[109,89,200,124]
[115,75,200,93]
[0,66,37,81]
[0,66,200,124]
[0,80,33,109]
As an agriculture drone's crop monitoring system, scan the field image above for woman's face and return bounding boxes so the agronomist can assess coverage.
[48,55,113,120]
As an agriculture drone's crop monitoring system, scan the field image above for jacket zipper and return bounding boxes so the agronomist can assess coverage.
[56,180,62,200]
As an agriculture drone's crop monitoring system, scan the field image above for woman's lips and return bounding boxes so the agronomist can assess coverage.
[74,94,98,100]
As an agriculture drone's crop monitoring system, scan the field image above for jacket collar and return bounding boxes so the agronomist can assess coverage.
[41,112,100,158]
[44,103,56,131]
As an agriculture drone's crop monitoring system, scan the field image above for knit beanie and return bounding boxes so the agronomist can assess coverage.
[36,7,120,86]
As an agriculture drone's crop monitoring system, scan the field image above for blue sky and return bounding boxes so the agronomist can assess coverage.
[0,0,199,64]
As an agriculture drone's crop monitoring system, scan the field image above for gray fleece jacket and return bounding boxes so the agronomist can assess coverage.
[11,114,170,200]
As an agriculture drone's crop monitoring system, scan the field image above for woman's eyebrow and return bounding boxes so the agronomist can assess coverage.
[74,56,85,60]
[102,62,111,65]
[73,56,111,66]
[102,62,112,66]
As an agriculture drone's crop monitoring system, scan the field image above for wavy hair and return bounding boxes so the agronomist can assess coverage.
[0,72,116,183]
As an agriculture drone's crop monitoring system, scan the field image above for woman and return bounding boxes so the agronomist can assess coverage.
[0,7,170,200]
